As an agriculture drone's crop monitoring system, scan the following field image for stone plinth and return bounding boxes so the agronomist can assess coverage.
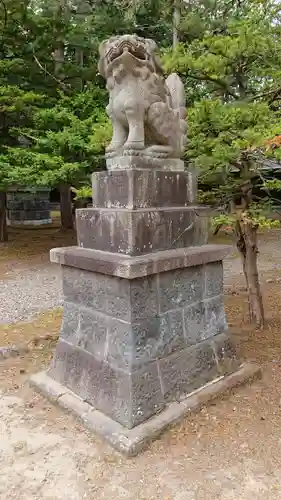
[47,246,238,429]
[7,188,51,226]
[30,160,260,454]
[77,169,205,254]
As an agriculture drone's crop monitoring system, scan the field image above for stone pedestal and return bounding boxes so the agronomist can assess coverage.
[7,188,51,226]
[31,160,260,454]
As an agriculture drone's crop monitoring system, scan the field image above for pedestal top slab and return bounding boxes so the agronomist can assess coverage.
[50,244,231,279]
[105,155,185,172]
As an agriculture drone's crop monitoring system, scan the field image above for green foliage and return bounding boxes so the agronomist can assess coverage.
[188,99,278,169]
[164,0,281,234]
[0,0,116,192]
[211,211,280,235]
[262,179,281,191]
[71,185,92,200]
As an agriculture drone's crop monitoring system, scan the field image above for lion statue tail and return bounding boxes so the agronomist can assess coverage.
[165,73,187,152]
[165,73,186,119]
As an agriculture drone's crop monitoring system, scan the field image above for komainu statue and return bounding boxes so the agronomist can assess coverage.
[98,35,187,160]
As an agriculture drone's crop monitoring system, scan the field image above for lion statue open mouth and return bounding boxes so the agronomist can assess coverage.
[98,34,187,160]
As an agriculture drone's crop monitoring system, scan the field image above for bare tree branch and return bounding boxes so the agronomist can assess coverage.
[32,50,70,91]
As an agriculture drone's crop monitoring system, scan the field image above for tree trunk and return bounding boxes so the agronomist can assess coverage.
[173,0,181,49]
[59,183,74,230]
[0,191,8,242]
[235,215,265,328]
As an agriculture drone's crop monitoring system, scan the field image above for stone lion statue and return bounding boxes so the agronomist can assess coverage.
[98,34,187,159]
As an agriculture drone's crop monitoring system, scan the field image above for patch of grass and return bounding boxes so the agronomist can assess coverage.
[0,308,63,347]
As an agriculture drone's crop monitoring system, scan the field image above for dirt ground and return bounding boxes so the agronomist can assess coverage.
[2,228,281,499]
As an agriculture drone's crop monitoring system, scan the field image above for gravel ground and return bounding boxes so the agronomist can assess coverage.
[1,231,281,325]
[0,264,62,324]
[1,329,281,500]
[1,232,281,499]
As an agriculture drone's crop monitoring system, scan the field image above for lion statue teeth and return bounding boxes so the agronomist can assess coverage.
[98,34,187,160]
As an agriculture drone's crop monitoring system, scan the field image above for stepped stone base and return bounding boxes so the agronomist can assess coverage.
[30,244,246,432]
[29,161,260,454]
[30,363,261,456]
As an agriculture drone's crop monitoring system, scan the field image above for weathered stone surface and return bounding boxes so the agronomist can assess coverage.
[157,309,185,358]
[49,339,133,427]
[92,170,197,209]
[30,363,262,456]
[183,295,227,345]
[60,301,79,341]
[105,155,185,171]
[130,275,158,320]
[106,319,133,369]
[92,170,130,209]
[158,341,218,401]
[205,295,227,337]
[130,361,164,426]
[62,266,131,321]
[6,188,51,226]
[50,244,231,279]
[212,332,240,375]
[78,309,107,359]
[76,207,208,255]
[106,274,131,320]
[99,35,186,160]
[106,312,185,370]
[183,301,206,345]
[49,338,164,428]
[158,266,204,313]
[205,261,223,298]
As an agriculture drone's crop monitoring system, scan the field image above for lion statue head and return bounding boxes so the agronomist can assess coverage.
[98,34,163,80]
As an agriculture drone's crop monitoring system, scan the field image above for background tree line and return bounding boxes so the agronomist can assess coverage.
[1,0,281,325]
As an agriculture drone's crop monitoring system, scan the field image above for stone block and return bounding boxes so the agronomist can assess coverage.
[62,266,131,321]
[76,207,207,255]
[105,154,184,172]
[78,308,107,359]
[6,188,51,225]
[205,295,227,337]
[130,362,164,426]
[106,311,185,370]
[205,261,223,298]
[30,363,261,456]
[158,266,204,313]
[62,267,160,322]
[183,301,207,345]
[184,295,227,345]
[212,332,240,375]
[105,274,131,320]
[49,338,164,428]
[157,309,185,358]
[50,244,231,280]
[130,275,158,320]
[62,267,109,314]
[106,319,133,369]
[92,170,130,209]
[49,339,133,427]
[158,341,218,401]
[60,301,79,341]
[131,208,200,254]
[92,170,196,209]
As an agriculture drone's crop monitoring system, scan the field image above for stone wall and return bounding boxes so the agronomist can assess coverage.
[7,189,51,226]
[49,259,239,429]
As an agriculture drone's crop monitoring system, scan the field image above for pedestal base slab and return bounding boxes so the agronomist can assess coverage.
[30,363,261,456]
